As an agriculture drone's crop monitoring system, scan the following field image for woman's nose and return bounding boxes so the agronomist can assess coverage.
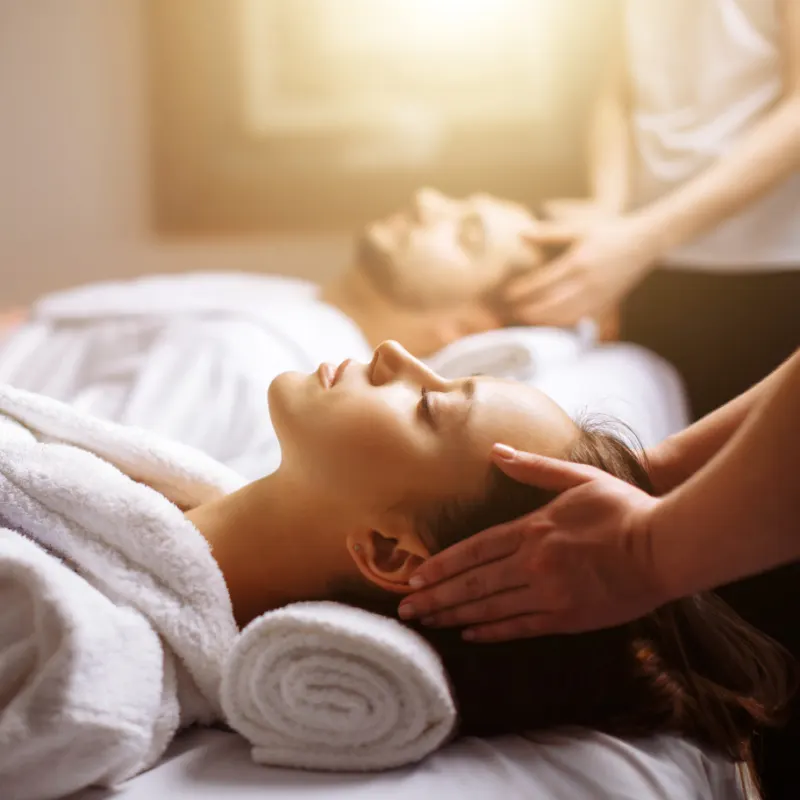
[371,340,442,387]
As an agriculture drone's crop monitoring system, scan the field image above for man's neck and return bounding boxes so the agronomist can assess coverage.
[185,469,359,628]
[320,269,418,350]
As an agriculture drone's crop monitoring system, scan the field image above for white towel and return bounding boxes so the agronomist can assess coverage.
[221,602,457,772]
[0,385,457,796]
[426,324,595,381]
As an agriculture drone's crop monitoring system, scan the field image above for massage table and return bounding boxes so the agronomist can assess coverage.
[68,728,743,800]
[1,298,745,799]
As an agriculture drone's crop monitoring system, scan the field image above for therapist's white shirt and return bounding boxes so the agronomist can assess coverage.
[625,0,800,271]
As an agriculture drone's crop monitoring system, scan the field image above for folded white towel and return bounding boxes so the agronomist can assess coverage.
[426,324,594,381]
[222,601,457,772]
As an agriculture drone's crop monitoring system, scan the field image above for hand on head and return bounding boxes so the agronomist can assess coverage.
[505,203,663,327]
[259,339,593,616]
[399,443,666,642]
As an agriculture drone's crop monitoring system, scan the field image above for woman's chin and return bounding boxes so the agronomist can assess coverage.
[268,370,303,418]
[268,370,325,435]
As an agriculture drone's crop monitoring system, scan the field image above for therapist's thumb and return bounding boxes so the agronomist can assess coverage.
[491,445,602,492]
[521,222,579,248]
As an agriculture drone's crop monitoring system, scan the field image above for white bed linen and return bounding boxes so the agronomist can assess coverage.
[69,728,743,800]
[531,343,689,448]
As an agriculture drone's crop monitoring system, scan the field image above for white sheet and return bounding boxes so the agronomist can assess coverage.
[69,728,743,800]
[531,343,689,448]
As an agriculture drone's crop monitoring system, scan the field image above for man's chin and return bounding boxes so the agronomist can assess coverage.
[354,232,409,305]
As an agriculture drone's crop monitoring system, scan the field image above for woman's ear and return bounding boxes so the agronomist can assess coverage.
[346,526,430,595]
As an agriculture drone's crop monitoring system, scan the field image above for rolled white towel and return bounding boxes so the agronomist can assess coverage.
[426,324,595,381]
[220,602,457,771]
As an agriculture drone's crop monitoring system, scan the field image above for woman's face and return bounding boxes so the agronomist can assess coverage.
[268,341,578,518]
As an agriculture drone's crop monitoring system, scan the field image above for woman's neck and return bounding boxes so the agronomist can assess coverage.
[186,468,359,628]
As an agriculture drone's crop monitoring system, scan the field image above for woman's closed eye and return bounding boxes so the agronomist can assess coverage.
[419,387,435,426]
[419,379,476,429]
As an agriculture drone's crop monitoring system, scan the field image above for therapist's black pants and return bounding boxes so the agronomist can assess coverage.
[622,267,800,800]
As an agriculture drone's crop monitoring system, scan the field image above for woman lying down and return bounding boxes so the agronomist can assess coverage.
[0,340,791,799]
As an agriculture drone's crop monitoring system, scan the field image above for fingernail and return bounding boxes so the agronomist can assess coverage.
[493,444,516,460]
[462,630,477,641]
[408,575,426,589]
[398,603,415,619]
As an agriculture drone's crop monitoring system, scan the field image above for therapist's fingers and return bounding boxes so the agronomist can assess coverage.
[407,520,525,590]
[504,256,574,305]
[492,448,604,492]
[521,223,580,248]
[541,198,604,224]
[510,282,590,328]
[418,586,539,629]
[400,554,529,619]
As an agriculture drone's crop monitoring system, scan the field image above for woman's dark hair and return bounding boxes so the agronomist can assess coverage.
[335,421,795,775]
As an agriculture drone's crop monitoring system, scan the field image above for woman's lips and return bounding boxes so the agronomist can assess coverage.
[317,363,335,389]
[317,359,352,389]
[332,359,352,387]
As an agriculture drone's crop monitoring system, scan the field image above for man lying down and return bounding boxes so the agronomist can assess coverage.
[0,189,603,480]
[0,340,790,799]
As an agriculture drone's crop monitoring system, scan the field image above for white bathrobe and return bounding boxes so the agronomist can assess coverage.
[0,386,244,799]
[0,273,374,481]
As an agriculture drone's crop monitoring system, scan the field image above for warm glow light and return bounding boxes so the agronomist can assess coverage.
[238,0,561,144]
[335,0,522,53]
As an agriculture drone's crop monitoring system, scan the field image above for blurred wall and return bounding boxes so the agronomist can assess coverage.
[0,0,350,304]
[0,0,149,243]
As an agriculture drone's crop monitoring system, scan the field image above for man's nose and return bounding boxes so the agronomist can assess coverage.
[413,188,448,224]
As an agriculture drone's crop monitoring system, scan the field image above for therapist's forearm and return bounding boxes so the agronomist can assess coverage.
[648,349,800,602]
[635,94,800,253]
[589,50,630,214]
[646,352,800,494]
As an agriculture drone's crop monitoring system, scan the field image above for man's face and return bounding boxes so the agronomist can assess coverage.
[356,188,543,312]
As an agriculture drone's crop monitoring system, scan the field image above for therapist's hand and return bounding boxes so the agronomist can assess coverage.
[507,214,662,327]
[399,446,666,642]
